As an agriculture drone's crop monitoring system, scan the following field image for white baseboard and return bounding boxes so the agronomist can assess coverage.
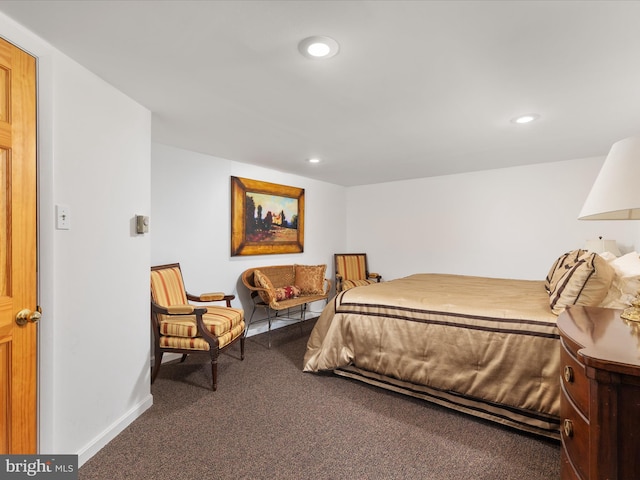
[159,352,183,364]
[246,312,321,337]
[246,317,301,337]
[77,393,153,467]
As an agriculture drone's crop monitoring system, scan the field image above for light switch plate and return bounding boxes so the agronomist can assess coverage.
[56,205,70,230]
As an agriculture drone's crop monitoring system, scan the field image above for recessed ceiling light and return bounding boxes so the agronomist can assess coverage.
[511,114,540,124]
[307,158,321,164]
[298,36,339,59]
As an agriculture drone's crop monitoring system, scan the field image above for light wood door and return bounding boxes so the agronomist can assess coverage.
[0,38,38,454]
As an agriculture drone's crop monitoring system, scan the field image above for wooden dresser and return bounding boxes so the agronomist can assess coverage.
[557,306,640,479]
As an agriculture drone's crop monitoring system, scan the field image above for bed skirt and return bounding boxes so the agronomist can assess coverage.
[334,365,561,439]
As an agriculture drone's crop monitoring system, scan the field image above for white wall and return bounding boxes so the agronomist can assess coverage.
[0,13,152,466]
[151,143,347,330]
[347,157,639,281]
[47,53,152,463]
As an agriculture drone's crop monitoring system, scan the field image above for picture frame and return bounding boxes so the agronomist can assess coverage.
[231,176,305,256]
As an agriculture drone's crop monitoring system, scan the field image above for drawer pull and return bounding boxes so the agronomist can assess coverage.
[563,419,574,438]
[564,365,574,383]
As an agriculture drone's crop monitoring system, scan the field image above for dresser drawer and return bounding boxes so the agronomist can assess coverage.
[560,383,589,480]
[558,307,640,480]
[560,339,589,417]
[561,447,582,480]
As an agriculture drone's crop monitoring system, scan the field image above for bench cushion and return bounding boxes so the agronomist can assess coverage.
[159,306,244,337]
[160,321,245,350]
[273,293,328,310]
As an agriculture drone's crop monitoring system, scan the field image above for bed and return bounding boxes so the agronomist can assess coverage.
[303,250,640,439]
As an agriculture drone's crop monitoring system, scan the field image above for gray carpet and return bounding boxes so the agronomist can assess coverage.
[79,319,560,479]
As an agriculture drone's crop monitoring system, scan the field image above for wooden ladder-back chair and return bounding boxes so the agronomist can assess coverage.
[150,263,245,390]
[334,253,382,292]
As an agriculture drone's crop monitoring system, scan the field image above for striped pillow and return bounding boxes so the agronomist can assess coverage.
[545,249,587,294]
[548,251,615,315]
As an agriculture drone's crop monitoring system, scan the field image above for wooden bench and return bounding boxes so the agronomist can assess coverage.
[241,264,331,346]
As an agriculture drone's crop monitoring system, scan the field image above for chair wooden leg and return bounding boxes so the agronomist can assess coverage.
[179,354,188,363]
[151,350,163,384]
[210,350,218,391]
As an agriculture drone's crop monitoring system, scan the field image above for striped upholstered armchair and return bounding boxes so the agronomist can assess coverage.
[150,263,245,390]
[334,253,382,292]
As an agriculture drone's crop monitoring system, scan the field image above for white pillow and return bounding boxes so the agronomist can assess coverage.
[599,251,618,262]
[600,252,640,308]
[611,251,640,276]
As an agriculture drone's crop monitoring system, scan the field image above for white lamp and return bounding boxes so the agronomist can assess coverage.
[584,237,621,256]
[579,135,640,220]
[579,134,640,321]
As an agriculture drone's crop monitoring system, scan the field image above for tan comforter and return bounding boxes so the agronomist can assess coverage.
[304,273,560,431]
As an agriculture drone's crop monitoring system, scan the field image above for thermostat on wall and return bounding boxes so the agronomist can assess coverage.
[136,215,149,234]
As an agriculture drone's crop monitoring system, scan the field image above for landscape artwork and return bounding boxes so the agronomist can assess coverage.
[231,176,305,256]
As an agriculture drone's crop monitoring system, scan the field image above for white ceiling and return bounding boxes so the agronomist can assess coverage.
[1,0,640,186]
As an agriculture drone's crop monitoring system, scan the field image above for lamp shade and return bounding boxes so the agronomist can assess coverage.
[579,135,640,220]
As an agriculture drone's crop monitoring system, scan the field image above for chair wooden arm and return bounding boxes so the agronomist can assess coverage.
[186,291,235,307]
[151,301,206,316]
[167,304,196,314]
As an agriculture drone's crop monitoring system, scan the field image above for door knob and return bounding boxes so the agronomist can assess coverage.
[16,306,41,326]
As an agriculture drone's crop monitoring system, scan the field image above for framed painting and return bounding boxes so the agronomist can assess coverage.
[231,176,305,256]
